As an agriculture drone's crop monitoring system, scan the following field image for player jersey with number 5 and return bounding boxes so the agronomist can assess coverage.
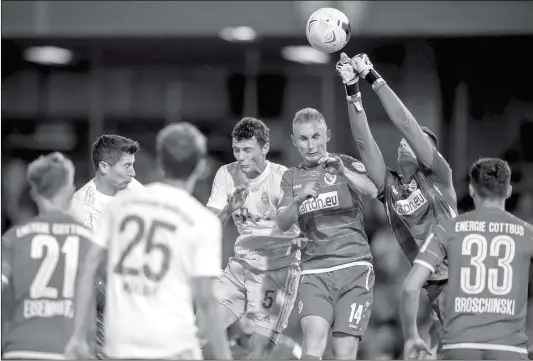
[92,182,223,359]
[1,211,93,359]
[415,208,533,353]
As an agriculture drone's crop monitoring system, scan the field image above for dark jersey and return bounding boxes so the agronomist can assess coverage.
[379,147,457,281]
[415,208,533,354]
[279,153,372,271]
[1,211,93,359]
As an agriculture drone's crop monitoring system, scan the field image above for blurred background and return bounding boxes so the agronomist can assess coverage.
[2,1,533,359]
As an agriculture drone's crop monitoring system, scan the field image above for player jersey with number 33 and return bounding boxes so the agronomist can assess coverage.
[415,208,533,353]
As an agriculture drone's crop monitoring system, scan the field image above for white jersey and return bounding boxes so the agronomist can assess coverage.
[207,161,300,271]
[71,178,144,230]
[92,182,223,359]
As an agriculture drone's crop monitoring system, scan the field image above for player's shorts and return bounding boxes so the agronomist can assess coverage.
[440,347,529,360]
[215,257,300,342]
[295,262,374,338]
[424,278,448,324]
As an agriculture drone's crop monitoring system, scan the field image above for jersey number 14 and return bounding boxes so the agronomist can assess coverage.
[460,234,515,296]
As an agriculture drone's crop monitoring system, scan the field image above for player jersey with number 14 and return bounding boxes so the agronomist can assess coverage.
[415,208,533,354]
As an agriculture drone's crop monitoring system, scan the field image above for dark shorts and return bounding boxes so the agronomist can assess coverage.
[424,279,448,324]
[295,263,374,337]
[440,348,529,360]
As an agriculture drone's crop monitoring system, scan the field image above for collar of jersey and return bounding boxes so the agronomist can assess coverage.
[244,160,271,189]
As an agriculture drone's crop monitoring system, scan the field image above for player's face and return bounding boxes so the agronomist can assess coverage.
[108,153,136,191]
[292,121,330,165]
[232,137,268,177]
[397,138,417,165]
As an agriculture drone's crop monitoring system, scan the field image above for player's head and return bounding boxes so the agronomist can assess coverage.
[292,108,331,165]
[91,135,139,191]
[231,117,270,177]
[469,158,512,205]
[27,152,76,211]
[156,122,207,184]
[397,126,438,165]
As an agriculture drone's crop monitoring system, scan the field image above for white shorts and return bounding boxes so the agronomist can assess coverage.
[216,258,300,341]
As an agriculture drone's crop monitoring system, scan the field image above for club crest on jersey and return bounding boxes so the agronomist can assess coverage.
[352,161,366,172]
[84,212,98,229]
[299,191,339,215]
[408,179,418,192]
[394,189,427,215]
[261,192,269,206]
[324,173,336,185]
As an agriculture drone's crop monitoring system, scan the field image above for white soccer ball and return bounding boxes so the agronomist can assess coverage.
[306,8,351,54]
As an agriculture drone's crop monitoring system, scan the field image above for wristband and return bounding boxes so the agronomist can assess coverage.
[346,92,363,113]
[364,69,386,91]
[344,82,359,97]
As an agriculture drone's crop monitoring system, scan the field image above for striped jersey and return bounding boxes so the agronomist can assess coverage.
[278,154,372,271]
[415,208,533,355]
[379,147,457,281]
[207,161,300,271]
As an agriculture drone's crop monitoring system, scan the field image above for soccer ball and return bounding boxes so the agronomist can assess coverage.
[306,8,351,54]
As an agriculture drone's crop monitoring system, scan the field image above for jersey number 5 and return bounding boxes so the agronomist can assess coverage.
[114,215,174,282]
[30,235,79,299]
[461,234,515,296]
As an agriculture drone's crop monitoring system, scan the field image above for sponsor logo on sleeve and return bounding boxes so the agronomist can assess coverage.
[352,161,366,172]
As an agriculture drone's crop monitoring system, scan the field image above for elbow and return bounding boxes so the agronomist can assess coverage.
[277,219,291,232]
[367,184,378,199]
[401,278,419,298]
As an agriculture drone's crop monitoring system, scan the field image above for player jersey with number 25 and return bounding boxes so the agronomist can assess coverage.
[415,208,533,352]
[207,161,300,271]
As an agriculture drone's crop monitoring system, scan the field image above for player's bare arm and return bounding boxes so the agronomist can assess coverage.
[1,236,12,290]
[193,277,233,360]
[277,181,319,232]
[207,185,248,225]
[318,155,377,198]
[352,53,435,168]
[65,242,106,358]
[336,53,388,190]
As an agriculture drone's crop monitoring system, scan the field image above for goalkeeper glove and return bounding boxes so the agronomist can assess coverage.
[352,53,386,91]
[335,52,360,98]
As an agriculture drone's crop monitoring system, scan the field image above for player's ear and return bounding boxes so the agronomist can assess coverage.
[262,142,270,155]
[194,158,208,180]
[506,185,512,199]
[326,128,331,143]
[468,184,475,199]
[98,161,109,175]
[291,134,297,147]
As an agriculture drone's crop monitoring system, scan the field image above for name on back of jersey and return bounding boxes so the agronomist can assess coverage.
[24,299,74,319]
[454,296,515,316]
[455,220,525,236]
[394,189,427,215]
[299,191,338,215]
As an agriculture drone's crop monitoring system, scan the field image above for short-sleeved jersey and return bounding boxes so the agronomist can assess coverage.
[92,182,223,359]
[207,161,300,271]
[1,211,93,359]
[379,147,457,281]
[71,178,144,230]
[415,208,533,354]
[279,153,372,271]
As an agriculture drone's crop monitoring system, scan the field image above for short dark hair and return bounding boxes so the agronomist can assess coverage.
[27,152,73,199]
[293,108,326,126]
[91,135,140,171]
[157,122,207,179]
[231,117,270,146]
[421,126,438,148]
[469,158,511,199]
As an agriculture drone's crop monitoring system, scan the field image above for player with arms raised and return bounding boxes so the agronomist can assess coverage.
[197,117,301,358]
[70,134,143,357]
[1,153,94,359]
[277,108,378,360]
[336,53,458,337]
[401,158,533,360]
[65,123,232,359]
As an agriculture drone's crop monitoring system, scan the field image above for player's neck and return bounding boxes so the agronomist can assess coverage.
[37,200,67,215]
[94,176,119,197]
[399,163,417,184]
[243,160,268,180]
[160,177,195,194]
[474,198,506,211]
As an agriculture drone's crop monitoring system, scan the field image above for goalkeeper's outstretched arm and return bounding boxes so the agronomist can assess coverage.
[336,53,387,191]
[353,54,435,169]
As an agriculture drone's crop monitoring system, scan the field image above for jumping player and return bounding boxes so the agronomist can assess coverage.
[70,134,143,357]
[197,117,301,358]
[401,158,533,360]
[1,153,94,359]
[336,52,458,343]
[65,123,231,359]
[277,108,378,359]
